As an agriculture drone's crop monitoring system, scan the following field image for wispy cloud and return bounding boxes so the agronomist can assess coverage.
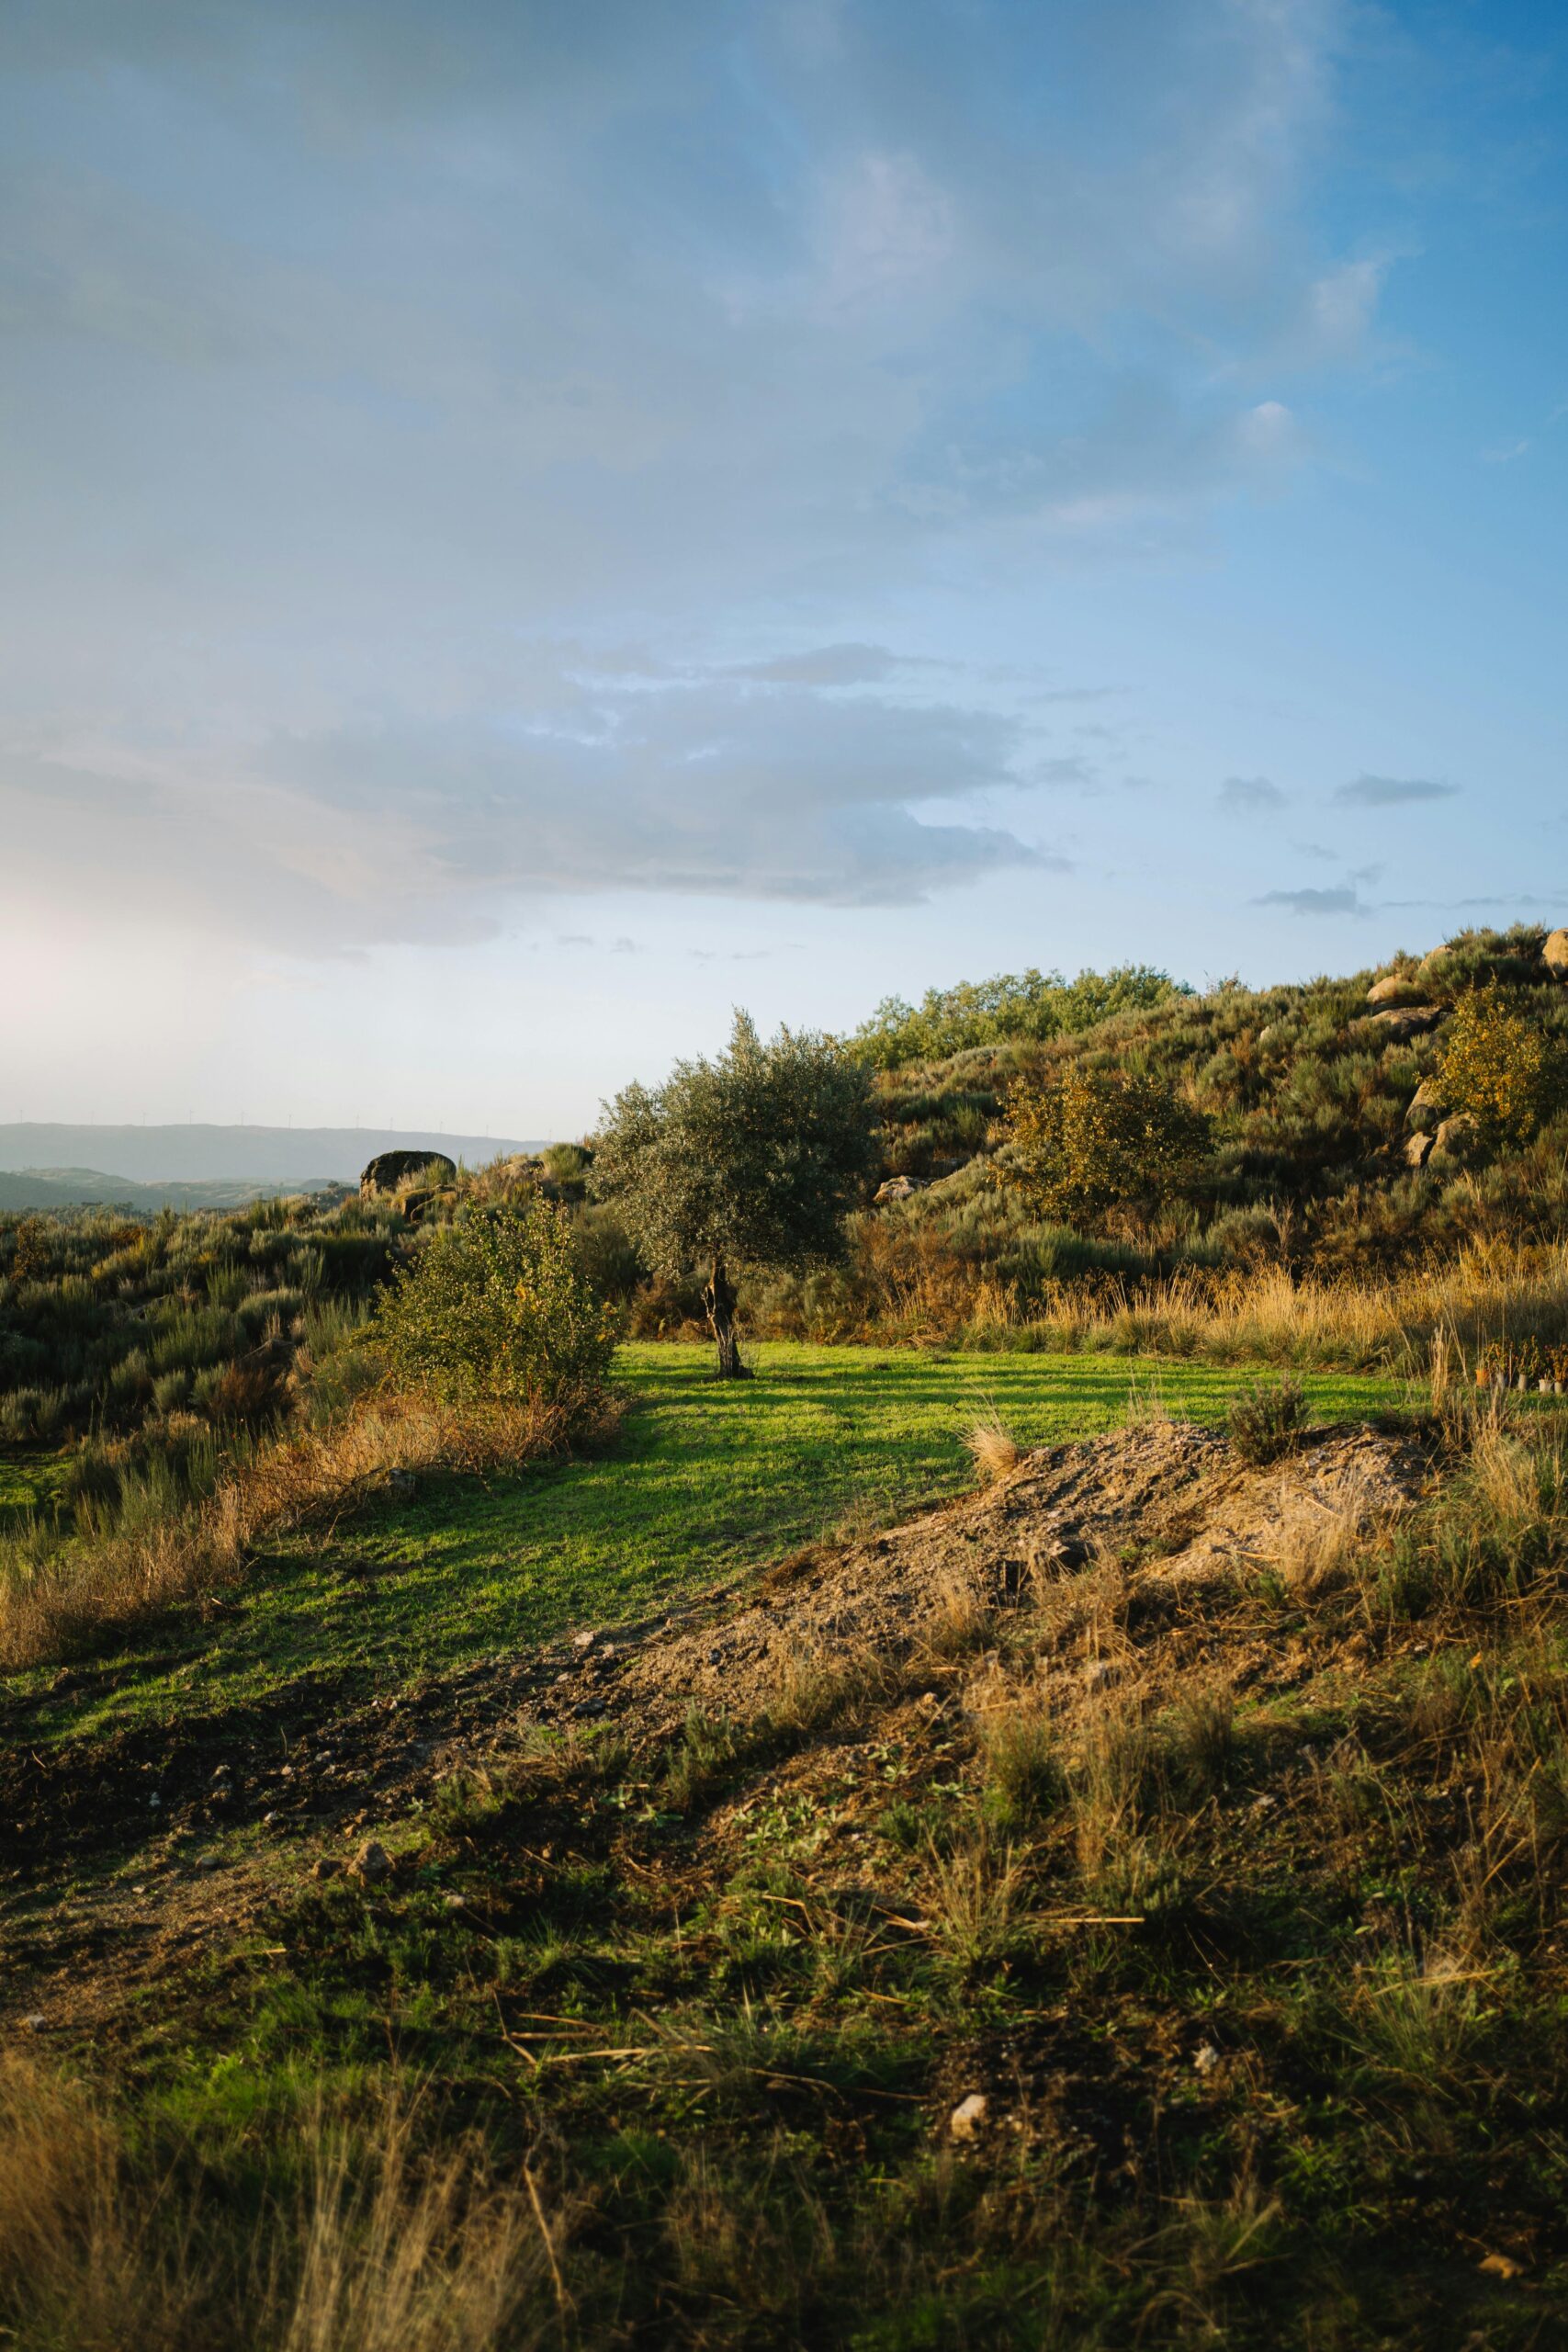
[1218,775,1287,815]
[1333,775,1460,807]
[1254,885,1361,916]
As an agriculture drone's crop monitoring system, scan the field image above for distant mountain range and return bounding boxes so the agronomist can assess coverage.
[0,1167,346,1214]
[0,1124,545,1203]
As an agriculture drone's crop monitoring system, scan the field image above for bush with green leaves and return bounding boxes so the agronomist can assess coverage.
[852,964,1186,1070]
[1001,1065,1211,1233]
[371,1196,615,1414]
[1228,1374,1308,1464]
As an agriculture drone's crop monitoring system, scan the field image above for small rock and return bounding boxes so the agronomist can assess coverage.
[1431,1112,1482,1162]
[1478,2250,1526,2281]
[1083,1659,1117,1688]
[949,2092,989,2141]
[351,1839,393,1885]
[570,1629,597,1652]
[311,1857,344,1882]
[1367,971,1418,1007]
[875,1174,928,1204]
[22,2015,47,2033]
[444,1892,466,1909]
[1193,2042,1221,2075]
[1404,1129,1434,1170]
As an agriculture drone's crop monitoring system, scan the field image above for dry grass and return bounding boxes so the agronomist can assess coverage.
[920,1570,995,1660]
[0,1387,617,1671]
[964,1414,1021,1482]
[0,2064,562,2352]
[928,1242,1568,1376]
[1267,1467,1385,1600]
[922,1826,1028,1967]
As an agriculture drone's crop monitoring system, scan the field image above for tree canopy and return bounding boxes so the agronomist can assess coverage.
[591,1012,877,1374]
[850,964,1188,1070]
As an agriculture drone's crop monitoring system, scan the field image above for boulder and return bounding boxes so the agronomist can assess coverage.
[1430,1113,1482,1163]
[360,1149,457,1198]
[1368,1005,1444,1043]
[1404,1130,1434,1170]
[1367,972,1419,1008]
[874,1175,928,1204]
[1545,928,1568,977]
[1404,1079,1450,1133]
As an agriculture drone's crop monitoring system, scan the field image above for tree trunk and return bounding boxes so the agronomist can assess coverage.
[704,1252,750,1379]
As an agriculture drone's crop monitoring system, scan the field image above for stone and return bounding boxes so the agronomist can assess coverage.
[874,1175,928,1204]
[570,1628,597,1651]
[1431,1113,1482,1162]
[949,2092,989,2141]
[22,2015,46,2033]
[351,1838,392,1885]
[1368,1005,1444,1043]
[1193,2042,1221,2075]
[1367,972,1418,1007]
[1404,1130,1434,1170]
[359,1149,457,1199]
[1405,1079,1449,1132]
[1545,928,1568,977]
[311,1856,344,1882]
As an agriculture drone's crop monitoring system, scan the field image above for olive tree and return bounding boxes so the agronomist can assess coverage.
[591,1012,877,1377]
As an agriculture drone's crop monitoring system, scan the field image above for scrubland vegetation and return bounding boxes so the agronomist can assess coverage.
[6,922,1568,2344]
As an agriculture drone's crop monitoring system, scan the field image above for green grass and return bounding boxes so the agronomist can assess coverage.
[31,1341,1404,1742]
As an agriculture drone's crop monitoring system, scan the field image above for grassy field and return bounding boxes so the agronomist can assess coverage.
[27,1341,1405,1741]
[6,1358,1568,2347]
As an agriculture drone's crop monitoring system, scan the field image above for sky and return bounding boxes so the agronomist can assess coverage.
[3,0,1565,1139]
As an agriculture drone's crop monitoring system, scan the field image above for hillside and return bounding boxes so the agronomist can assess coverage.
[707,923,1568,1354]
[0,1167,344,1214]
[0,1123,542,1189]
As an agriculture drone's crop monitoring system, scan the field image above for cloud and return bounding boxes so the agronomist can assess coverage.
[0,0,1386,967]
[1333,775,1461,807]
[725,643,918,686]
[1253,885,1361,916]
[1218,775,1287,815]
[1,669,1057,946]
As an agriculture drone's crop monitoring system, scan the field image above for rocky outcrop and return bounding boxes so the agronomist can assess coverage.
[1404,1078,1450,1133]
[360,1149,457,1198]
[874,1175,927,1204]
[1430,1113,1481,1162]
[1545,928,1568,977]
[1367,971,1421,1008]
[1368,1004,1444,1043]
[1404,1130,1435,1170]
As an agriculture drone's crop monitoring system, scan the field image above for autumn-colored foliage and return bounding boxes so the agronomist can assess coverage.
[1436,983,1566,1148]
[1001,1067,1211,1231]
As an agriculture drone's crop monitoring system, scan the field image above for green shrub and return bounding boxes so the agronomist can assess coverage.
[1228,1374,1308,1464]
[371,1198,616,1412]
[852,964,1186,1069]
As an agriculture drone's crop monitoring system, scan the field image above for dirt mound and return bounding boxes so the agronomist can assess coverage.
[599,1418,1431,1735]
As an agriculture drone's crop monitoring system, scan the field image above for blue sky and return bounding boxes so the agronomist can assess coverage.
[2,0,1564,1135]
